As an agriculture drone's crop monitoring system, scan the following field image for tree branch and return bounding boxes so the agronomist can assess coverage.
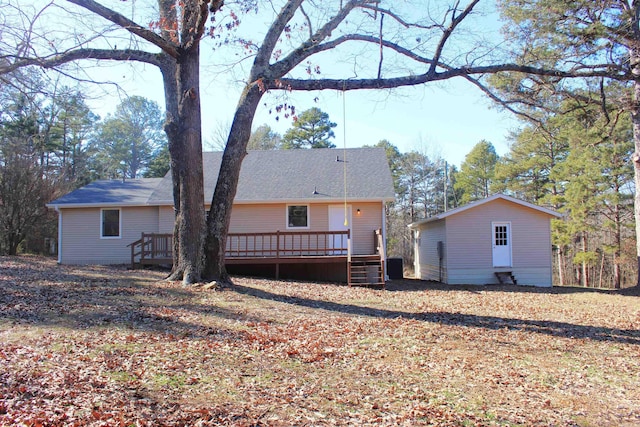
[299,5,313,39]
[252,0,304,72]
[66,0,180,58]
[181,0,215,52]
[429,0,481,76]
[359,4,441,30]
[458,74,547,125]
[267,0,368,78]
[0,48,164,74]
[268,63,626,91]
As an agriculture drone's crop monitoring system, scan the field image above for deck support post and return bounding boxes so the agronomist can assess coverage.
[275,230,280,279]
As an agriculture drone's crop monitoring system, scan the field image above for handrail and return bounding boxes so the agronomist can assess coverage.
[129,233,172,266]
[129,230,353,266]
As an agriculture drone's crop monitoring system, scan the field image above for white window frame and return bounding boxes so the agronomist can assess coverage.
[100,208,122,239]
[286,204,310,230]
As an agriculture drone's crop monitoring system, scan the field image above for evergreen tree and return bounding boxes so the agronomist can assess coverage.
[495,0,640,286]
[498,84,635,288]
[144,145,171,178]
[454,140,498,204]
[282,108,336,149]
[555,91,634,288]
[94,96,165,179]
[493,122,568,206]
[248,124,282,150]
[46,88,98,186]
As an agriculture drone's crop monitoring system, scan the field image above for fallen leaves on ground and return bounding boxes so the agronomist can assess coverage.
[1,255,639,426]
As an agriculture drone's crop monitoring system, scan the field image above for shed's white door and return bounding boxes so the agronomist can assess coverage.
[492,222,512,267]
[328,205,351,255]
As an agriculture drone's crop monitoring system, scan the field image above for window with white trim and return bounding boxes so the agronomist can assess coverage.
[287,205,309,228]
[101,209,121,238]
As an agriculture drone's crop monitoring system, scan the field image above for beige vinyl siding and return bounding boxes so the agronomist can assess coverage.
[60,206,159,264]
[229,204,288,232]
[159,206,175,233]
[445,199,552,269]
[228,202,382,255]
[60,201,385,265]
[443,199,553,286]
[350,202,383,255]
[415,220,447,282]
[447,267,553,286]
[507,267,553,287]
[447,268,497,285]
[154,202,384,254]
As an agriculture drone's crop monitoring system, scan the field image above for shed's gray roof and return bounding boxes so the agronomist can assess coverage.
[49,148,395,207]
[48,178,163,207]
[407,193,562,229]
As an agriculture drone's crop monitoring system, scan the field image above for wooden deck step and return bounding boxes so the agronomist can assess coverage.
[495,271,517,285]
[349,257,385,288]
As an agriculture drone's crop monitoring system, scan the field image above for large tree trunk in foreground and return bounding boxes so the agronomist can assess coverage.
[166,47,205,284]
[157,56,182,273]
[203,83,263,282]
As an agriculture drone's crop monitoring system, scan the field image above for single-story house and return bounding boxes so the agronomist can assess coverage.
[408,194,562,287]
[47,148,395,286]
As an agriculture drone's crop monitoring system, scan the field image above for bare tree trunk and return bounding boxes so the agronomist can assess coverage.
[157,57,182,275]
[162,49,205,284]
[203,83,263,282]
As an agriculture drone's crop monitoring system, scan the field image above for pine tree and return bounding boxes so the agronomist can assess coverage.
[454,140,498,204]
[282,108,336,149]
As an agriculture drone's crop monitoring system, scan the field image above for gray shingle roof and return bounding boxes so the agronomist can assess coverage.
[50,148,395,207]
[48,178,163,207]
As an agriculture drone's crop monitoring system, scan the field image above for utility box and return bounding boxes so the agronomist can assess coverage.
[387,257,403,280]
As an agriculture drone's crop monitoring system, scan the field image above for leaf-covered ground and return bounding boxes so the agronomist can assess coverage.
[1,256,639,426]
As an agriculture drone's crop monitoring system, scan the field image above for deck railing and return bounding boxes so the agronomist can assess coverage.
[128,233,173,266]
[226,230,350,258]
[129,230,351,266]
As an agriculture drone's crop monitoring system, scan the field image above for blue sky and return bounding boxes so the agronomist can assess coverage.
[83,2,520,168]
[88,63,519,168]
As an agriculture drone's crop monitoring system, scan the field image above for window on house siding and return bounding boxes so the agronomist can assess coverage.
[287,205,309,228]
[101,209,121,238]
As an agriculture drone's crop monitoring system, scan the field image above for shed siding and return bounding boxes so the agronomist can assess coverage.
[418,199,552,286]
[415,220,447,282]
[447,267,553,286]
[60,206,159,265]
[442,199,554,286]
[446,199,552,268]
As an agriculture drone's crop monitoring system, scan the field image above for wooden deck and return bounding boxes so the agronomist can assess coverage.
[128,230,385,287]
